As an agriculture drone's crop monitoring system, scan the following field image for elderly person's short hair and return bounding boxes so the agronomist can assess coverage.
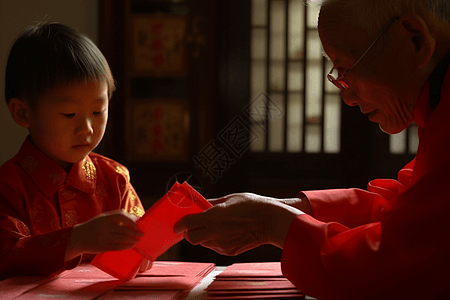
[310,0,450,37]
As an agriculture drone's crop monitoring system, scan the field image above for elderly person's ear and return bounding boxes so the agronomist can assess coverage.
[398,13,435,68]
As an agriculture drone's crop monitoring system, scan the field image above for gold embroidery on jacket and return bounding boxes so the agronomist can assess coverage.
[65,210,79,227]
[115,166,126,175]
[49,170,65,185]
[22,156,39,173]
[60,188,77,201]
[83,159,96,180]
[116,166,130,181]
[49,219,60,230]
[96,183,108,198]
[130,206,145,218]
[31,205,44,222]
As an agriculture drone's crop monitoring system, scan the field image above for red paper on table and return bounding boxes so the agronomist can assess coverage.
[100,290,183,300]
[205,294,304,299]
[116,276,203,290]
[138,261,215,277]
[61,263,116,280]
[207,288,301,295]
[13,278,119,300]
[215,277,287,281]
[207,263,304,300]
[207,280,298,291]
[0,276,58,300]
[91,181,212,281]
[217,262,283,278]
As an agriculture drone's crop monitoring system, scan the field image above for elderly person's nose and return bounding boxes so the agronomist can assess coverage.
[341,89,359,107]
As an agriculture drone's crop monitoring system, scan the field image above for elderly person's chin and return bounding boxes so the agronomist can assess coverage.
[367,110,411,134]
[377,118,412,135]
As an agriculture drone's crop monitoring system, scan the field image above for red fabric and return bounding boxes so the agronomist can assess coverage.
[0,138,144,279]
[281,65,450,299]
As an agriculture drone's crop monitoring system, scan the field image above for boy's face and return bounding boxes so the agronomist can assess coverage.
[27,80,109,170]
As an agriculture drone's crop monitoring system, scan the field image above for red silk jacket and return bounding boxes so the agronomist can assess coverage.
[281,57,450,300]
[0,138,145,279]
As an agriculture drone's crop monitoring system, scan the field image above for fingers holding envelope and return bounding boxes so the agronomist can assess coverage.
[174,193,273,256]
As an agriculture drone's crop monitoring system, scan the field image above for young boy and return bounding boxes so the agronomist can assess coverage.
[0,22,151,279]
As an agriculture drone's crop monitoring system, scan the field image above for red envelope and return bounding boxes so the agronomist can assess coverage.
[134,181,212,261]
[91,182,212,281]
[90,247,144,281]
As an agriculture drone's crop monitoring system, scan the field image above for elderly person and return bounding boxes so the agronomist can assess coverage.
[174,0,450,299]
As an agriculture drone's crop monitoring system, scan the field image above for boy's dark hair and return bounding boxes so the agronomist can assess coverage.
[5,22,116,106]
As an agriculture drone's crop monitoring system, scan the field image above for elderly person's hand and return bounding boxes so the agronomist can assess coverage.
[173,193,304,256]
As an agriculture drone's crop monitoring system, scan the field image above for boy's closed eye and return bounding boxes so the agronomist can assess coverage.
[93,109,107,116]
[62,113,75,118]
[61,109,106,118]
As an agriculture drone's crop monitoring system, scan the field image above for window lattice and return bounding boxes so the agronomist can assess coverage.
[250,0,417,155]
[250,0,340,153]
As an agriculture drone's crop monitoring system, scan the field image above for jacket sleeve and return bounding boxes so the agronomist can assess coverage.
[281,169,450,300]
[0,183,79,279]
[303,160,414,229]
[303,188,390,228]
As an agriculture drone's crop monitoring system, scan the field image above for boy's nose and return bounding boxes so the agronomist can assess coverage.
[76,117,94,135]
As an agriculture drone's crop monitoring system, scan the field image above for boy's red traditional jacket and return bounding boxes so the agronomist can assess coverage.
[281,56,450,300]
[0,138,145,279]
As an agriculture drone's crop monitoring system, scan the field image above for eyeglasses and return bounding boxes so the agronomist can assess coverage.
[326,17,399,90]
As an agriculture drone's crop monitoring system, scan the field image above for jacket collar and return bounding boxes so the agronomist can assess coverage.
[17,137,97,198]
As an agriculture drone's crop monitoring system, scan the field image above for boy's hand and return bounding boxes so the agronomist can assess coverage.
[65,210,144,261]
